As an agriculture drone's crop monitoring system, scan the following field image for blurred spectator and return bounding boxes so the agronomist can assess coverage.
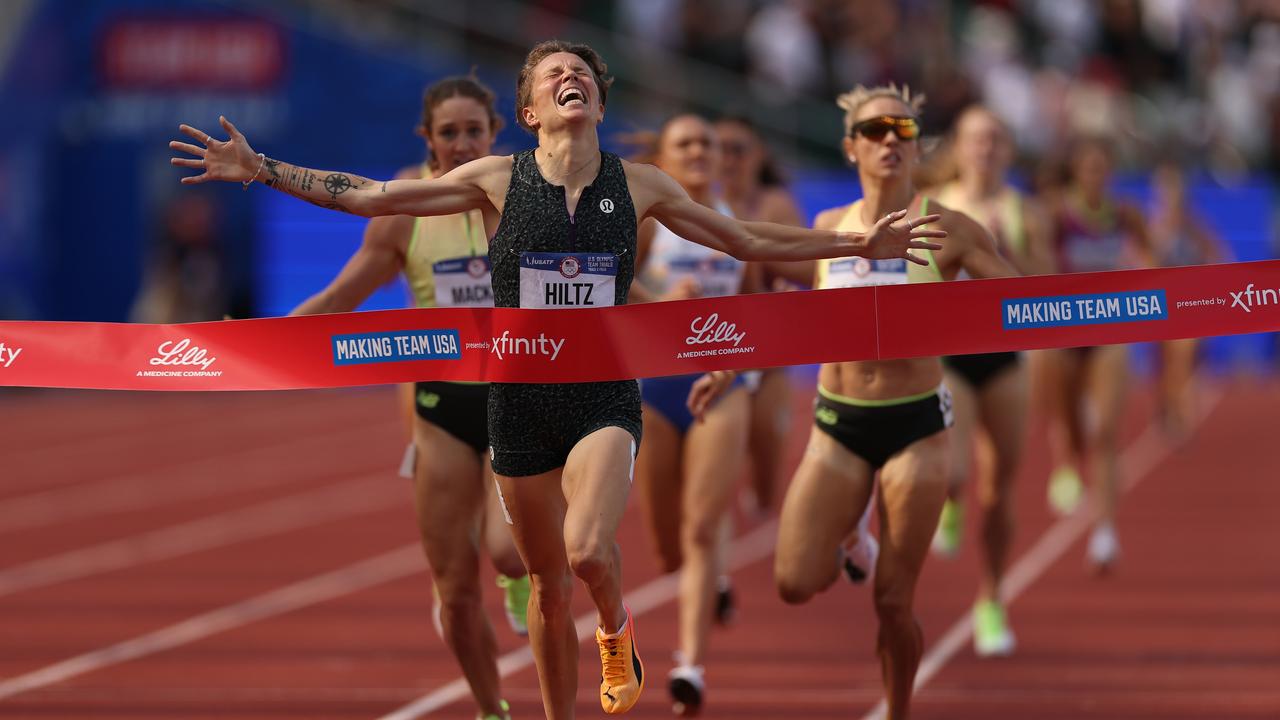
[744,0,823,101]
[129,193,229,323]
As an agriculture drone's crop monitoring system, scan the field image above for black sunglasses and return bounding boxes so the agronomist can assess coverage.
[850,115,921,141]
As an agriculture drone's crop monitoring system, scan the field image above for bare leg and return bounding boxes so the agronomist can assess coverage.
[775,427,874,604]
[975,365,1027,602]
[1045,349,1087,470]
[875,432,950,720]
[482,461,526,578]
[496,468,575,720]
[561,427,638,634]
[678,389,749,666]
[1087,345,1129,528]
[746,368,791,512]
[1158,338,1198,434]
[412,419,506,718]
[942,369,978,500]
[634,405,685,573]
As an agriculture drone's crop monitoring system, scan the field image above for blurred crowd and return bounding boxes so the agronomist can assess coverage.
[530,0,1280,177]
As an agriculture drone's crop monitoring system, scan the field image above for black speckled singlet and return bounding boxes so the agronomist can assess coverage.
[486,149,642,477]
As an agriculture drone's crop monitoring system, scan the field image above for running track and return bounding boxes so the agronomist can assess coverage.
[1,374,1277,719]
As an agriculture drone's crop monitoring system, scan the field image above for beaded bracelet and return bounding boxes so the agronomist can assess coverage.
[242,153,266,190]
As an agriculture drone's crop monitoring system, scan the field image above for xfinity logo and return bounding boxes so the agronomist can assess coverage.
[490,330,565,361]
[686,313,746,347]
[0,341,22,368]
[1229,283,1280,313]
[151,338,216,370]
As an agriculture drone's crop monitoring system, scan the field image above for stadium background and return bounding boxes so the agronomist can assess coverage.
[1,0,1277,371]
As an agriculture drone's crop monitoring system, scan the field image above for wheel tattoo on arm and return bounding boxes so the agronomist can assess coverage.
[323,173,355,200]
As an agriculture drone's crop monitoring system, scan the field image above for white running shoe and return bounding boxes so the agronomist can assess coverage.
[1087,523,1120,573]
[841,529,879,584]
[668,661,705,717]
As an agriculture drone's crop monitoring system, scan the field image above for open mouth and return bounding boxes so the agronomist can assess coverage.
[557,86,586,107]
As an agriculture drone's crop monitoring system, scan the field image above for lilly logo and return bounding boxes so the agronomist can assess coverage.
[685,313,746,347]
[150,338,217,370]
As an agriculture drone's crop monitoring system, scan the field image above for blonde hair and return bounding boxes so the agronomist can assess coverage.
[836,83,926,137]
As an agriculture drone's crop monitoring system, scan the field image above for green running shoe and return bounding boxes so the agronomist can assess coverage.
[496,574,530,637]
[972,599,1016,657]
[931,499,963,558]
[478,698,511,720]
[1047,465,1083,516]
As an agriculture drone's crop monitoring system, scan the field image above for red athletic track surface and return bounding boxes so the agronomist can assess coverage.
[1,373,1277,720]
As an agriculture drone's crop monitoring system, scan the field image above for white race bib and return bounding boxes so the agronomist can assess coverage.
[821,258,907,289]
[433,255,494,307]
[664,256,742,298]
[519,252,618,309]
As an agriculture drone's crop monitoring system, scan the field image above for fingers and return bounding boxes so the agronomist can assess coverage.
[904,251,929,266]
[872,208,909,230]
[907,240,944,251]
[169,141,206,157]
[179,124,211,144]
[179,173,210,185]
[219,115,241,138]
[170,158,204,169]
[908,213,941,229]
[910,229,947,239]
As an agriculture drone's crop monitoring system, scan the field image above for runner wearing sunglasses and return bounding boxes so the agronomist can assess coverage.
[771,84,1015,720]
[170,42,943,719]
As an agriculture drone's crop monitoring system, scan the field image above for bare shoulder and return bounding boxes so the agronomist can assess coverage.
[931,200,984,237]
[813,203,853,231]
[621,157,673,190]
[622,159,686,218]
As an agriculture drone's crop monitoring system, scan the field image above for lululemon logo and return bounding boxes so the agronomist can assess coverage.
[599,198,614,214]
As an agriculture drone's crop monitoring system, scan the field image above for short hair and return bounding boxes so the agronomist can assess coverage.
[514,40,613,134]
[836,83,926,137]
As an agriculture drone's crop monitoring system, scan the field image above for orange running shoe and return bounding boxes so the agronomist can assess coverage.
[596,606,645,714]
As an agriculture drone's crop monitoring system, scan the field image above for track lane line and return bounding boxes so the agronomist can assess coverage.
[0,544,425,702]
[859,387,1226,720]
[0,474,404,597]
[375,518,782,720]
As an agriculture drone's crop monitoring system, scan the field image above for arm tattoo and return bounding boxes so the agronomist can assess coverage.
[323,173,355,199]
[260,157,368,214]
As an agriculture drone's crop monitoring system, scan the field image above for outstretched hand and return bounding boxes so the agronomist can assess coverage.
[169,116,261,185]
[854,208,946,266]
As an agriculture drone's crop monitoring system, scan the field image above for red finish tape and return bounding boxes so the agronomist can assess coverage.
[1,262,1277,391]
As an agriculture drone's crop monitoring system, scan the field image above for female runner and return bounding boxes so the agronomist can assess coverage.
[771,84,1014,719]
[927,104,1052,655]
[171,42,942,718]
